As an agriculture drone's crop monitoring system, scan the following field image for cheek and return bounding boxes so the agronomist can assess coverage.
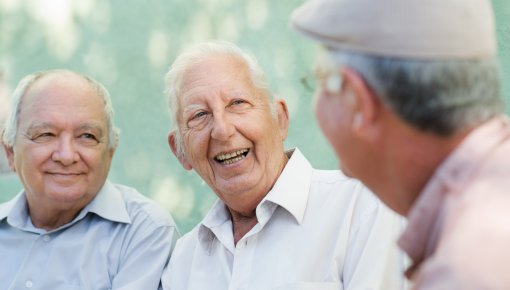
[100,149,114,167]
[16,147,47,167]
[313,90,331,116]
[314,94,337,133]
[183,131,208,164]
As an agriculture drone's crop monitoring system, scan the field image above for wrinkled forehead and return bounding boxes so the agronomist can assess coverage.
[182,55,250,88]
[177,55,257,104]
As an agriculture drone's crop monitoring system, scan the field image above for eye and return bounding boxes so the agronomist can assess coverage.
[30,132,56,143]
[39,132,54,137]
[227,98,252,112]
[185,110,210,129]
[78,133,100,145]
[80,133,97,140]
[191,111,208,120]
[230,99,246,106]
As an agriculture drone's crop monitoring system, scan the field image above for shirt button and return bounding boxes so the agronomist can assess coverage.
[43,235,50,242]
[25,280,33,288]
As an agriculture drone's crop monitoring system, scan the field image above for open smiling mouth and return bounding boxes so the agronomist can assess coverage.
[214,148,249,165]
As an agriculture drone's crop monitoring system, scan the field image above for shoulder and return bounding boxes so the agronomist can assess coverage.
[443,185,510,243]
[168,225,201,263]
[420,165,510,284]
[306,169,395,227]
[162,226,201,289]
[422,192,510,288]
[110,182,178,230]
[175,226,200,248]
[311,169,364,191]
[309,169,377,208]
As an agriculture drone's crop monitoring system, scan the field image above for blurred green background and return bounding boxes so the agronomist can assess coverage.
[1,0,509,233]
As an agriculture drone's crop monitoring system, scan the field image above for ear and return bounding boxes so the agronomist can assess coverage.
[274,99,290,141]
[341,67,381,140]
[168,132,192,171]
[2,143,16,172]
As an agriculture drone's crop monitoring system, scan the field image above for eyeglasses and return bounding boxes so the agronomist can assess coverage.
[300,69,342,93]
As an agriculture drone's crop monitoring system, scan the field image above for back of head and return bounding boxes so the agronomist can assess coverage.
[291,0,503,135]
[2,69,120,149]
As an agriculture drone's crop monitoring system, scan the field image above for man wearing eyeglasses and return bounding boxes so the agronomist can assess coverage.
[291,0,510,288]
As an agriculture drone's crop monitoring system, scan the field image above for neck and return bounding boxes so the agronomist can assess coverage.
[224,151,289,244]
[26,197,87,231]
[229,208,258,245]
[368,114,472,216]
[29,208,81,231]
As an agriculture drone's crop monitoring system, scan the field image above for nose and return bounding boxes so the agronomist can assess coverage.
[51,135,79,166]
[210,113,235,141]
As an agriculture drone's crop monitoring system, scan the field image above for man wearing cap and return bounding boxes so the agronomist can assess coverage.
[290,0,510,288]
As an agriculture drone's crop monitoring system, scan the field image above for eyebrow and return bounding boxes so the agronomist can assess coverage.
[24,122,105,135]
[182,104,205,115]
[24,122,55,134]
[180,90,251,115]
[228,90,246,98]
[77,123,106,136]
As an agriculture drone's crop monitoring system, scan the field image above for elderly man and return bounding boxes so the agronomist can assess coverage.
[161,41,406,290]
[0,70,179,289]
[290,0,510,288]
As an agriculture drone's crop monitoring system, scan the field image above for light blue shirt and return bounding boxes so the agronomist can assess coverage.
[0,180,179,290]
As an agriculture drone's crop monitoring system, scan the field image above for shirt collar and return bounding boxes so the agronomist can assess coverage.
[198,148,313,250]
[81,180,131,224]
[0,180,131,232]
[261,148,312,225]
[398,116,510,275]
[0,191,30,228]
[198,200,232,252]
[0,194,16,220]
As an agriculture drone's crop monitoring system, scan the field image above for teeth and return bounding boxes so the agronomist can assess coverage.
[223,155,243,165]
[215,149,249,162]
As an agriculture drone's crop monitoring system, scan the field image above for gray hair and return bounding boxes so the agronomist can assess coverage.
[324,50,503,135]
[165,40,274,157]
[2,69,120,149]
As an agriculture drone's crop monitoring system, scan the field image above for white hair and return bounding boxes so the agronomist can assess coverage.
[2,69,120,149]
[165,40,274,157]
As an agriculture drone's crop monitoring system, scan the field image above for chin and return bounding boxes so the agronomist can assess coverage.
[47,189,91,203]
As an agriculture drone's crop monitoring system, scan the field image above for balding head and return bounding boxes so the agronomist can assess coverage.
[2,70,120,149]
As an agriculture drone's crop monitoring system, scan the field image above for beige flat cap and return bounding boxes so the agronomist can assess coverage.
[290,0,497,59]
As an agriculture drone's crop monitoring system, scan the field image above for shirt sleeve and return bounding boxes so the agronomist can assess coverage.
[111,223,180,290]
[342,185,409,290]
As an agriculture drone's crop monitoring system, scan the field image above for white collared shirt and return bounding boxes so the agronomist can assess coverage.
[0,180,179,290]
[162,148,406,290]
